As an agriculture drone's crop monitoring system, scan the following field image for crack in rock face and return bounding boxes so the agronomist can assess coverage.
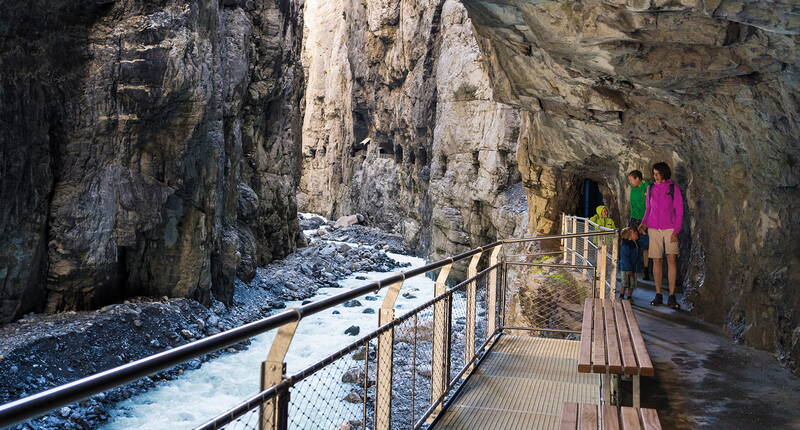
[460,0,800,373]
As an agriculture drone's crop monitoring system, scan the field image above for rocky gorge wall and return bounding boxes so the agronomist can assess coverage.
[0,0,305,323]
[460,0,800,373]
[297,0,528,260]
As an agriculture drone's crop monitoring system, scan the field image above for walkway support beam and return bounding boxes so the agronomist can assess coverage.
[260,316,300,430]
[376,280,404,430]
[561,213,568,263]
[465,252,482,366]
[610,231,619,298]
[583,220,590,280]
[428,264,452,424]
[597,242,608,300]
[487,246,502,337]
[571,217,578,265]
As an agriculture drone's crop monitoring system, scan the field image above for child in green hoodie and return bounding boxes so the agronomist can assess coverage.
[589,205,616,246]
[589,205,616,229]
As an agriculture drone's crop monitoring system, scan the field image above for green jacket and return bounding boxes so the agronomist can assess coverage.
[629,180,650,220]
[589,205,616,230]
[589,205,615,247]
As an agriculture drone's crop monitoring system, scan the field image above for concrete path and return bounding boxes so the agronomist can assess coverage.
[628,284,800,429]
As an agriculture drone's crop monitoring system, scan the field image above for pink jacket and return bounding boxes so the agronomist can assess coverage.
[642,180,684,234]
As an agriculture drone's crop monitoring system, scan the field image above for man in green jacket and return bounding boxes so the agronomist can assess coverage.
[627,170,651,280]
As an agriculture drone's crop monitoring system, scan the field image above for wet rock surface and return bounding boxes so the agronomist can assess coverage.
[297,0,527,262]
[630,287,800,429]
[461,0,800,373]
[0,236,409,430]
[0,0,305,323]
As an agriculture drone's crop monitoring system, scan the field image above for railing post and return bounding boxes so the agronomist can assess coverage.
[597,242,608,300]
[571,217,577,265]
[260,317,300,430]
[610,230,619,299]
[465,252,482,367]
[583,220,590,280]
[375,280,404,430]
[487,246,502,337]
[427,264,452,424]
[561,213,568,263]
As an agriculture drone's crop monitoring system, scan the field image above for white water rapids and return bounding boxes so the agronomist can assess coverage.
[102,239,434,429]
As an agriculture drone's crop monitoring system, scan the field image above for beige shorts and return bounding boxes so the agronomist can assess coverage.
[648,228,679,258]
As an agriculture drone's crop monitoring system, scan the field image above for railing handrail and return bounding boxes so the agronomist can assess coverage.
[0,231,615,428]
[565,214,615,232]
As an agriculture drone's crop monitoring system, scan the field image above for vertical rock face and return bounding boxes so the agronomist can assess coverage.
[461,0,800,372]
[0,0,304,322]
[298,0,527,259]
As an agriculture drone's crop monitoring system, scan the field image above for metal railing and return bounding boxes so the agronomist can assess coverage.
[0,229,616,430]
[561,214,619,300]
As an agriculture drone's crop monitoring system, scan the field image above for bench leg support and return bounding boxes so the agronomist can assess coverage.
[633,375,641,408]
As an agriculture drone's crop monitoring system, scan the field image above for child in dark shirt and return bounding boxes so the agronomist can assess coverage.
[619,227,649,300]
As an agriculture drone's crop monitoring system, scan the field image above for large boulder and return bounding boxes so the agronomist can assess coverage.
[334,214,364,229]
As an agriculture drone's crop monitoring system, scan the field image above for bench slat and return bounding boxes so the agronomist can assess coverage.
[640,408,662,430]
[580,403,599,429]
[613,300,638,374]
[559,402,579,430]
[591,300,607,373]
[621,406,643,430]
[622,301,654,377]
[578,299,594,373]
[604,300,623,373]
[603,405,621,430]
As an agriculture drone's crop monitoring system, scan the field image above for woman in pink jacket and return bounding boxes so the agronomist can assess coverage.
[638,162,683,309]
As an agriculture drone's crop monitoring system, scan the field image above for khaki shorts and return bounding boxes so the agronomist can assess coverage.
[648,228,679,258]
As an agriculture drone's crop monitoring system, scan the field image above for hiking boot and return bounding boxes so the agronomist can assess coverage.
[650,293,663,306]
[668,294,680,310]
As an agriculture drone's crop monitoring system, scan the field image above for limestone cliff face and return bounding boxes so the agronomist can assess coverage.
[298,0,527,259]
[461,0,800,372]
[0,0,304,322]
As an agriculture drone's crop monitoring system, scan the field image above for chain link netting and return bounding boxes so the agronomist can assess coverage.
[288,337,374,430]
[389,305,434,429]
[199,224,613,430]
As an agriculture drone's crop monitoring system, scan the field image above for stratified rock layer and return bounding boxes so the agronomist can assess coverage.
[461,0,800,372]
[298,0,527,260]
[0,0,304,322]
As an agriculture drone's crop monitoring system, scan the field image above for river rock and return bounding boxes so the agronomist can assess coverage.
[344,326,360,336]
[334,215,363,228]
[343,300,362,308]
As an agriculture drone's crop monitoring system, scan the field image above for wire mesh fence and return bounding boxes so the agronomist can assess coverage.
[288,337,374,430]
[197,225,614,430]
[390,305,434,429]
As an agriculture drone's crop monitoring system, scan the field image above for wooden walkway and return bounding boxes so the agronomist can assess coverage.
[434,335,600,430]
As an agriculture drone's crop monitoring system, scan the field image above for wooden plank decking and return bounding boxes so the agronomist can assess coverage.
[433,335,601,430]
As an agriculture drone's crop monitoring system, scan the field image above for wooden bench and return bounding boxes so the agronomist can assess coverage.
[578,298,653,406]
[559,402,662,430]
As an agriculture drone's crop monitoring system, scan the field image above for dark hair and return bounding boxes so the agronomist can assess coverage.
[652,162,671,180]
[627,170,643,180]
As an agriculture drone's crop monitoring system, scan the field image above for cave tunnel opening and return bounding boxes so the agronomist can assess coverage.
[576,179,604,219]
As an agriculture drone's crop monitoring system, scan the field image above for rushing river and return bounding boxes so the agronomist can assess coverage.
[102,244,434,429]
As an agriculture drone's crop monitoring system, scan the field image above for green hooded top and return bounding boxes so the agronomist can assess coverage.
[629,180,650,220]
[589,205,616,230]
